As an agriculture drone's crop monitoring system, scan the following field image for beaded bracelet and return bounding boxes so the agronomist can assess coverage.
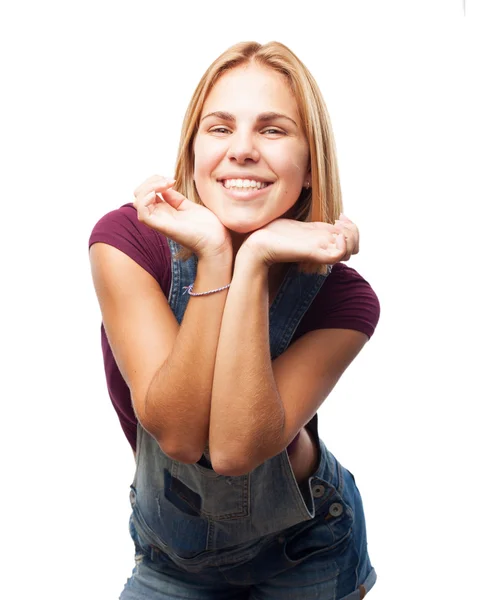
[182,283,231,296]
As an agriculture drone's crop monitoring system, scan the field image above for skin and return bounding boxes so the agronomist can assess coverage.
[124,63,361,479]
[135,64,356,308]
[193,64,311,239]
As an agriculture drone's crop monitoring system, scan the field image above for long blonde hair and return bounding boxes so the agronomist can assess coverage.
[174,41,344,272]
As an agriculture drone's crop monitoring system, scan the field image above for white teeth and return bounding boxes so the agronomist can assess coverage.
[223,178,269,190]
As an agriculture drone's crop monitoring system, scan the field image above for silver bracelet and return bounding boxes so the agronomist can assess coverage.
[182,283,231,296]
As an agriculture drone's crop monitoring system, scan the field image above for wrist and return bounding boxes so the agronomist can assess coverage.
[233,245,270,289]
[235,241,271,272]
[197,246,233,270]
[196,238,233,263]
[195,252,233,294]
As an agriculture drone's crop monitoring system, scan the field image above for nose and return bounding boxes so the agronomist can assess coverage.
[226,131,260,164]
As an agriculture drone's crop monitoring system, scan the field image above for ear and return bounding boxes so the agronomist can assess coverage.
[303,169,312,189]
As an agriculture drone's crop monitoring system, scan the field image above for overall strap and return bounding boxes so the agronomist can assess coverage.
[167,236,331,359]
[269,265,332,360]
[166,238,198,324]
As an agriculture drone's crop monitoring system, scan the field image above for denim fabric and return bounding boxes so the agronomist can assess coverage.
[120,239,376,598]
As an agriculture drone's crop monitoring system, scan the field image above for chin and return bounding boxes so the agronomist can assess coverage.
[219,216,267,235]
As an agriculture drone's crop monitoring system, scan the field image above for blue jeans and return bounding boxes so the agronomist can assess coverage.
[120,455,377,599]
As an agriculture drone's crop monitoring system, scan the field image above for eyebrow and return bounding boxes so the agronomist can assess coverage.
[200,111,298,127]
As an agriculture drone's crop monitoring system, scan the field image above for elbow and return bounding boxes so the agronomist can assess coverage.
[150,428,204,464]
[210,432,283,476]
[159,436,203,465]
[212,458,254,477]
[213,463,256,477]
[135,399,206,464]
[150,426,204,464]
[137,415,204,465]
[210,448,259,476]
[161,444,203,465]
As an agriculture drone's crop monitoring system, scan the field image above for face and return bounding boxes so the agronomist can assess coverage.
[193,63,310,234]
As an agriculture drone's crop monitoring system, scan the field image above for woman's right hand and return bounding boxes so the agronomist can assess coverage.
[133,175,232,259]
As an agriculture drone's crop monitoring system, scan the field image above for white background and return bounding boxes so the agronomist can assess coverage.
[1,1,478,598]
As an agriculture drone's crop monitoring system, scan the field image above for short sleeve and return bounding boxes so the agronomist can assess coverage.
[88,202,171,294]
[294,263,380,341]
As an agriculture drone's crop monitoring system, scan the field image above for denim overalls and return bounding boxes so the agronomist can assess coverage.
[126,239,377,597]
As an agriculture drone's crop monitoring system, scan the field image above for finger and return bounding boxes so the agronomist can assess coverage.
[334,223,351,257]
[314,233,346,264]
[335,233,349,259]
[135,180,176,203]
[351,224,360,254]
[133,175,159,196]
[135,190,157,221]
[133,176,176,199]
[339,213,354,224]
[134,179,176,215]
[161,188,191,210]
[341,218,359,255]
[136,189,174,219]
[332,232,350,262]
[133,175,175,196]
[133,187,158,211]
[342,223,359,255]
[334,221,358,257]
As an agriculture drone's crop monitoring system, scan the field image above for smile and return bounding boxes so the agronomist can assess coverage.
[219,179,273,200]
[221,178,271,190]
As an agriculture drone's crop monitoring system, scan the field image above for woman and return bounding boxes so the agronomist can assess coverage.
[89,41,379,599]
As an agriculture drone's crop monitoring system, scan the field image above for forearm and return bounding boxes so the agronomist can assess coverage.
[144,252,232,463]
[209,248,285,473]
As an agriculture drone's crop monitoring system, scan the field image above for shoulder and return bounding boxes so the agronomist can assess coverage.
[296,262,381,341]
[326,262,378,296]
[89,202,159,248]
[88,202,171,291]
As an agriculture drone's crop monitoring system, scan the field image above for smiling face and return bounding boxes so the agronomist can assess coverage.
[193,63,310,234]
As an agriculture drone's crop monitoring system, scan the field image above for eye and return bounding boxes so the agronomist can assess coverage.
[209,127,231,135]
[261,128,285,136]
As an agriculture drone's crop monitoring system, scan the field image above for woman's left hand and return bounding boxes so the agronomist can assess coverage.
[241,214,359,266]
[334,213,360,259]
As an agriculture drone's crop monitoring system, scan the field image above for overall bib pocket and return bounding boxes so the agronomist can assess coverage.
[156,462,251,558]
[169,461,251,519]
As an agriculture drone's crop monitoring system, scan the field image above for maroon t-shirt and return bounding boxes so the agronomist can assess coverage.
[89,203,380,453]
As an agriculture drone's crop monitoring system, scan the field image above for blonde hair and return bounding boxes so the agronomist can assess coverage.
[174,41,344,273]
